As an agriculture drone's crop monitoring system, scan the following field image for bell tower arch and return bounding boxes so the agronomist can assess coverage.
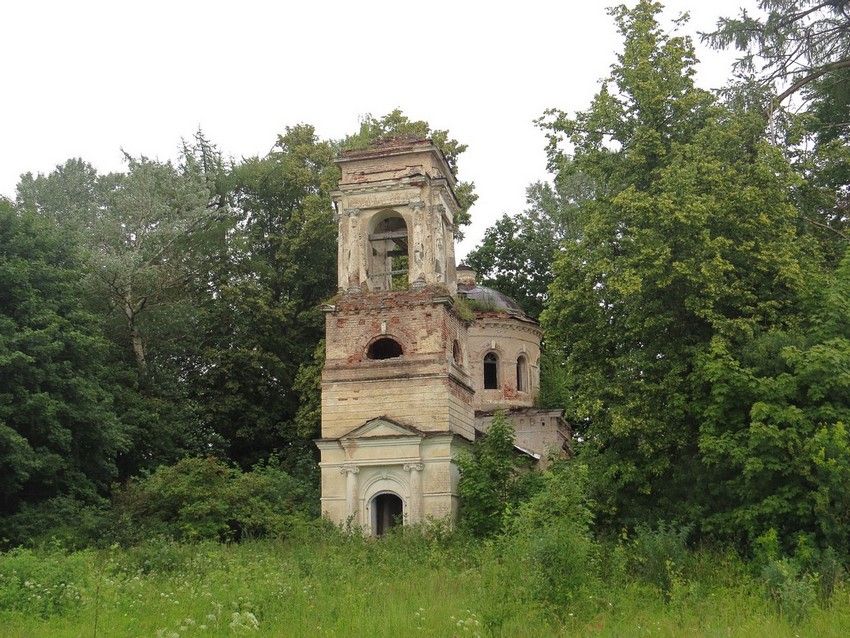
[333,137,460,294]
[317,137,474,531]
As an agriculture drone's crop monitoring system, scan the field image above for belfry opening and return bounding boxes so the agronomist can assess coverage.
[368,213,409,291]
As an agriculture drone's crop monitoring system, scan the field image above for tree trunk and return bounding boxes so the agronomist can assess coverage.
[124,294,148,373]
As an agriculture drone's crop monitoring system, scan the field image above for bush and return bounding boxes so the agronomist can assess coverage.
[457,411,539,537]
[0,496,110,550]
[502,461,599,615]
[627,522,691,598]
[110,456,314,544]
[761,558,818,623]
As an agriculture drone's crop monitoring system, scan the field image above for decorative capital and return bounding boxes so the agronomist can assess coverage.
[339,464,360,475]
[403,463,424,472]
[344,207,360,217]
[408,199,425,210]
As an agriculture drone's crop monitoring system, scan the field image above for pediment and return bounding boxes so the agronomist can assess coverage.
[341,417,423,440]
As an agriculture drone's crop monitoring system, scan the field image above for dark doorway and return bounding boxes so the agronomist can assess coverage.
[373,493,403,536]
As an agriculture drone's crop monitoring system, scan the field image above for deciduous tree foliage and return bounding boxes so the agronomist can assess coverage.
[189,125,338,468]
[539,1,822,536]
[705,2,850,265]
[466,181,587,319]
[457,412,539,537]
[697,250,850,553]
[0,200,129,514]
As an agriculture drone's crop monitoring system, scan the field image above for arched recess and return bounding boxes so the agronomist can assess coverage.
[452,339,463,367]
[484,352,499,389]
[363,473,409,536]
[368,210,410,291]
[367,336,404,360]
[516,354,528,392]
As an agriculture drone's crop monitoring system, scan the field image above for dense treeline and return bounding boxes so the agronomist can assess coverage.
[468,0,850,558]
[1,0,848,574]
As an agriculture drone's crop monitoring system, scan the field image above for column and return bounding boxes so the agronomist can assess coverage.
[404,463,424,523]
[344,209,360,292]
[339,465,360,521]
[409,200,426,286]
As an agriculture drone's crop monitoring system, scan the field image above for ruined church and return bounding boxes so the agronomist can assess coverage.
[316,137,569,535]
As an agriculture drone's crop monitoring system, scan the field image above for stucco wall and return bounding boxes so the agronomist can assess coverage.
[467,315,542,411]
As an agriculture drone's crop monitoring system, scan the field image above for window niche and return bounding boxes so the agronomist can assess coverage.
[516,355,528,392]
[367,337,403,360]
[484,352,499,389]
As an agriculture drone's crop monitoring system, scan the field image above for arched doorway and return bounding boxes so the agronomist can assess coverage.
[372,492,404,537]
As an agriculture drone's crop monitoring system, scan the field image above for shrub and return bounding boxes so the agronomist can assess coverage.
[627,522,691,598]
[0,496,110,550]
[110,456,314,544]
[457,411,539,537]
[761,558,818,623]
[502,461,599,615]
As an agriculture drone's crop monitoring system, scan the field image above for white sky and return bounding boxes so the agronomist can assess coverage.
[0,0,754,257]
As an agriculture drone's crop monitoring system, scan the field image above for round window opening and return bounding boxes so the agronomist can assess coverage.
[367,337,403,360]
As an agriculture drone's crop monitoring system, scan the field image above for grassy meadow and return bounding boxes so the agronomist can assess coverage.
[2,527,849,638]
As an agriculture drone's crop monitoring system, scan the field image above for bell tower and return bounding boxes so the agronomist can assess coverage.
[334,137,460,294]
[316,137,474,533]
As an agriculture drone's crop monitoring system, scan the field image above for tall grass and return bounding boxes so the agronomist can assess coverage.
[2,526,849,637]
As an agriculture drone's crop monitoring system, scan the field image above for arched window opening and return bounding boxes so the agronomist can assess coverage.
[516,355,528,392]
[484,352,499,390]
[369,214,409,291]
[372,492,404,537]
[367,337,403,360]
[452,340,462,365]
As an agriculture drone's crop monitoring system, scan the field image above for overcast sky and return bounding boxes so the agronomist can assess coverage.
[1,0,755,257]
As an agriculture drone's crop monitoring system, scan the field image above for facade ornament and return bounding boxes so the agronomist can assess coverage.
[339,464,360,475]
[403,463,424,472]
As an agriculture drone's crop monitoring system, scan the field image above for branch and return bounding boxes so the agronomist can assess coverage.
[774,57,850,104]
[801,215,850,242]
[775,2,834,29]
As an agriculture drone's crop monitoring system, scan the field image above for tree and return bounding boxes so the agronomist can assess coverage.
[0,200,129,514]
[189,125,338,468]
[17,146,231,375]
[705,2,850,265]
[540,1,815,529]
[15,139,238,478]
[703,0,850,105]
[15,158,106,239]
[697,250,850,552]
[457,411,537,537]
[343,109,478,234]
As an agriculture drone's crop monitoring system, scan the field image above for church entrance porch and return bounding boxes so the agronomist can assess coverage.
[371,492,404,536]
